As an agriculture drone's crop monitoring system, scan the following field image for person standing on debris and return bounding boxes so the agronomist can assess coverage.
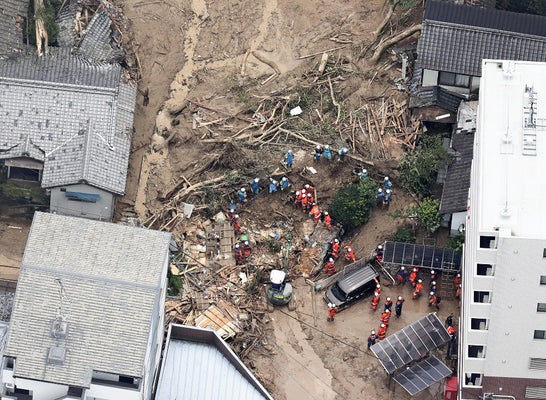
[323,211,332,229]
[384,189,392,207]
[306,192,315,207]
[377,323,388,340]
[232,214,243,234]
[301,190,309,211]
[234,244,243,265]
[330,238,340,259]
[314,145,323,162]
[304,183,315,194]
[395,296,405,318]
[384,296,393,312]
[337,146,349,161]
[268,178,279,194]
[294,190,302,208]
[284,149,294,168]
[280,176,290,191]
[358,168,368,180]
[381,309,391,327]
[228,208,237,223]
[250,178,260,195]
[309,203,321,224]
[323,144,333,161]
[368,330,378,350]
[324,258,337,276]
[237,187,247,205]
[413,279,423,299]
[383,176,393,191]
[327,303,339,322]
[242,241,252,259]
[344,245,356,263]
[396,266,407,285]
[376,188,384,207]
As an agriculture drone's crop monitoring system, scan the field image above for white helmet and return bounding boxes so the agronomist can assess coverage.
[431,270,435,274]
[244,241,249,245]
[254,178,259,183]
[305,184,310,189]
[328,303,333,308]
[398,296,402,300]
[457,273,461,277]
[324,211,328,215]
[386,297,391,301]
[401,267,405,270]
[380,323,385,328]
[235,214,239,219]
[378,188,383,193]
[240,188,245,192]
[334,239,339,243]
[331,303,336,307]
[282,177,287,181]
[384,176,389,181]
[288,149,293,154]
[432,281,436,286]
[302,189,306,194]
[378,245,383,250]
[329,258,334,262]
[413,268,417,272]
[371,330,376,334]
[307,193,312,197]
[316,145,321,150]
[386,189,391,194]
[430,291,434,296]
[386,309,391,313]
[418,279,422,283]
[347,247,352,251]
[235,244,239,248]
[325,144,330,149]
[376,284,381,289]
[296,190,301,195]
[362,169,367,174]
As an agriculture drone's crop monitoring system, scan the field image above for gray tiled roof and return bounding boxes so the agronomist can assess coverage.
[0,0,28,57]
[409,86,467,113]
[439,102,477,214]
[0,48,136,194]
[75,10,124,63]
[417,1,546,77]
[56,0,80,48]
[5,212,171,388]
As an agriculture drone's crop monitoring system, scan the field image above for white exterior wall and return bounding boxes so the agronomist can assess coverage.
[460,60,546,397]
[422,69,438,86]
[450,211,466,236]
[86,383,141,400]
[50,184,115,221]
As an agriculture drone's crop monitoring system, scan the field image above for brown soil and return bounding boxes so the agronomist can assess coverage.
[115,0,454,399]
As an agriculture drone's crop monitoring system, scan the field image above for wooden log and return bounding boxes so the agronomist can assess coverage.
[371,24,422,64]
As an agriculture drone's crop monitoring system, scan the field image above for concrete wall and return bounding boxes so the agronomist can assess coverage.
[49,184,114,221]
[422,69,438,86]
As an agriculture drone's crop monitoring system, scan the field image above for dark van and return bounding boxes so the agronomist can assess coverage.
[324,263,380,310]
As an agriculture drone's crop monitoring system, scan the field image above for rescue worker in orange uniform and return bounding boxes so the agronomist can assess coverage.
[344,245,356,263]
[368,330,378,350]
[234,244,243,265]
[409,267,418,287]
[242,241,252,259]
[428,291,440,309]
[232,214,243,234]
[324,258,336,276]
[377,323,388,340]
[381,309,391,327]
[371,293,380,311]
[309,203,321,224]
[294,190,302,208]
[306,192,314,208]
[413,279,423,299]
[323,211,332,229]
[330,239,340,259]
[454,273,462,287]
[301,191,309,211]
[327,303,339,322]
[447,324,457,340]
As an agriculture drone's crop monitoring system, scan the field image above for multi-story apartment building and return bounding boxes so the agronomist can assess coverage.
[460,60,546,400]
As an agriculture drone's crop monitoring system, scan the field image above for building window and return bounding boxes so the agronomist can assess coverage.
[64,191,100,203]
[526,386,546,399]
[468,345,486,358]
[541,276,546,285]
[464,373,482,386]
[438,71,471,88]
[537,303,546,312]
[68,387,83,396]
[543,248,546,258]
[477,264,494,276]
[530,358,546,370]
[479,236,496,249]
[470,318,488,330]
[535,330,546,339]
[4,357,14,370]
[473,291,491,303]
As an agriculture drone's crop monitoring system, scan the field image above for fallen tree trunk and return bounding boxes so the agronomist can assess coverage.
[371,24,421,64]
[372,0,401,42]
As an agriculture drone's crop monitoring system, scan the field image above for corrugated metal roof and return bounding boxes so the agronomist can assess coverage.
[0,0,28,57]
[0,48,136,194]
[5,212,171,388]
[155,324,273,400]
[425,0,546,38]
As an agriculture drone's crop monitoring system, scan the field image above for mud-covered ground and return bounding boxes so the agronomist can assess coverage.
[116,0,458,399]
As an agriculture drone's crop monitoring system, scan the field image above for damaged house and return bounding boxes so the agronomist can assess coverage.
[0,1,137,221]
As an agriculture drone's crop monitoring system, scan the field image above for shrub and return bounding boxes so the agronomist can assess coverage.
[398,134,451,198]
[409,198,442,234]
[447,233,465,252]
[393,226,416,243]
[328,178,376,230]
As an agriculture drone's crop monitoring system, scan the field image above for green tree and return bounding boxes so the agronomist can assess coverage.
[398,134,451,198]
[328,178,376,230]
[409,198,442,234]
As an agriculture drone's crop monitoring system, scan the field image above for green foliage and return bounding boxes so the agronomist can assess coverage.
[227,75,252,105]
[328,178,376,230]
[496,0,546,16]
[26,0,61,46]
[409,198,442,234]
[447,233,465,253]
[0,182,48,203]
[398,134,451,198]
[167,267,183,296]
[393,226,416,243]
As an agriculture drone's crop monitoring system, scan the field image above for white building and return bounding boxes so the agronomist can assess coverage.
[460,60,546,399]
[1,212,171,400]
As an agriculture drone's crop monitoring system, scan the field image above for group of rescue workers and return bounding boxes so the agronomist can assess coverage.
[322,238,357,277]
[368,292,406,348]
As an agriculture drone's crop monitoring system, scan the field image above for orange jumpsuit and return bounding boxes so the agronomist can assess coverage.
[344,246,356,263]
[331,242,340,259]
[323,213,332,229]
[309,204,321,223]
[371,294,380,311]
[324,260,336,276]
[377,325,387,340]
